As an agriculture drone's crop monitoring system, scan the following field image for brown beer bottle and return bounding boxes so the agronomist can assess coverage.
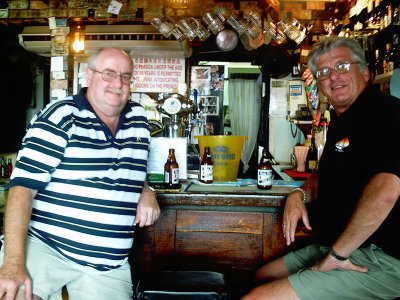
[164,148,179,186]
[199,146,213,184]
[257,149,273,190]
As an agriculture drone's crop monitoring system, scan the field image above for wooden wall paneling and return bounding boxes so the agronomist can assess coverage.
[262,213,285,263]
[154,209,177,269]
[176,210,264,234]
[175,231,263,271]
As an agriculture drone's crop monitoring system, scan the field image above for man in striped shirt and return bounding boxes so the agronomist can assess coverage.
[0,47,160,300]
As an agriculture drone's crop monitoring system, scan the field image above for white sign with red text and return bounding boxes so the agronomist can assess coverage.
[132,58,185,93]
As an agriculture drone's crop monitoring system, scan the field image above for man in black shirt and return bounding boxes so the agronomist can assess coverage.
[242,37,400,300]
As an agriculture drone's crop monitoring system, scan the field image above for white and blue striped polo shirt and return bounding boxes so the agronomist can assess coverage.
[9,88,150,271]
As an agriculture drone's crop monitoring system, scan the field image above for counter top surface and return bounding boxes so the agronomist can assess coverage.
[155,179,302,210]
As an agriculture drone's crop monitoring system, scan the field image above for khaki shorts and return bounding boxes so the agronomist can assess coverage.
[0,235,133,300]
[284,244,400,300]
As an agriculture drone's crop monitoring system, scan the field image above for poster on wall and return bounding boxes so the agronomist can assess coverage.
[190,66,211,95]
[190,65,224,96]
[132,58,185,93]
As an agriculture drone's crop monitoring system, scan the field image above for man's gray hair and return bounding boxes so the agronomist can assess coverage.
[307,36,367,77]
[87,48,132,70]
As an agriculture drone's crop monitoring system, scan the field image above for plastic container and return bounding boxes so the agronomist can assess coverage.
[196,135,247,182]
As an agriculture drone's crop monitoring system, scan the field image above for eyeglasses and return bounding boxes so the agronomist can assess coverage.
[316,61,359,81]
[91,69,134,86]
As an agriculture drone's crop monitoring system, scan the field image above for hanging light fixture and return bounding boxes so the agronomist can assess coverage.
[72,24,85,53]
[167,0,189,9]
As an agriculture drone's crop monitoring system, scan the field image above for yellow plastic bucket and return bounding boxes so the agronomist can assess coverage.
[196,135,247,182]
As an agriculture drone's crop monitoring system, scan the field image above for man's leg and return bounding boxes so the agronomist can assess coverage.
[67,261,133,300]
[15,289,43,300]
[254,256,291,283]
[245,244,400,300]
[243,244,327,300]
[242,278,300,300]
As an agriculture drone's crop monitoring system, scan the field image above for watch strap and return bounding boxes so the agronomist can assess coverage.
[329,247,348,261]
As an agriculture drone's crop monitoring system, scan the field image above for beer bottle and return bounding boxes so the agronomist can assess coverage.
[257,149,273,190]
[199,146,213,184]
[164,148,179,186]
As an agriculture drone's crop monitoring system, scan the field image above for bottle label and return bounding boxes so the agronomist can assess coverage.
[164,171,169,184]
[257,169,273,186]
[308,160,318,170]
[200,165,213,181]
[171,168,179,184]
[164,168,179,184]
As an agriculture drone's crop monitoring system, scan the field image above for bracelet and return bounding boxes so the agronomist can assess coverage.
[329,247,348,261]
[291,187,307,204]
[145,186,156,192]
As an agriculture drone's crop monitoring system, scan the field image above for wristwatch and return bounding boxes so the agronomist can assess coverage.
[329,247,348,261]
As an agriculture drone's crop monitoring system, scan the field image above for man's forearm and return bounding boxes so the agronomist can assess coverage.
[3,186,35,264]
[332,173,400,257]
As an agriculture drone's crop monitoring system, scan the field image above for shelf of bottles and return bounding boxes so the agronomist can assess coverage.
[345,0,400,85]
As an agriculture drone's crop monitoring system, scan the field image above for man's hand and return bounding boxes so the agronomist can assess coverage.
[310,253,368,273]
[135,188,160,227]
[282,191,312,246]
[0,263,32,300]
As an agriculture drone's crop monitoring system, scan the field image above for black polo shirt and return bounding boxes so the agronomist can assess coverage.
[309,84,400,259]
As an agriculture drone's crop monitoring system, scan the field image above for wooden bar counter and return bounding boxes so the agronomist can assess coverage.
[131,181,313,297]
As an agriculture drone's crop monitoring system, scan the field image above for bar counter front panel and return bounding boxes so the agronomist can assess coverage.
[131,183,314,294]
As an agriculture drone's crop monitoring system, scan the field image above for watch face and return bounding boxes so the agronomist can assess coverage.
[216,29,238,51]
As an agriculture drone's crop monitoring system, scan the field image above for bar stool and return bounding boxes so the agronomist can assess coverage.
[135,270,229,299]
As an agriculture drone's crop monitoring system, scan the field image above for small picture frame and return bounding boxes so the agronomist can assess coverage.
[200,95,219,116]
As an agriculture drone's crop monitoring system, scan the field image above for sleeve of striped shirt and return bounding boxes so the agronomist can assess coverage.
[10,101,73,191]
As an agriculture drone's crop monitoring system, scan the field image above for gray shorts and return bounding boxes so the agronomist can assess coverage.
[284,244,400,300]
[0,235,133,300]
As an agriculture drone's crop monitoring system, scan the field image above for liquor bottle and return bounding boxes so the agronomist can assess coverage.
[387,4,392,26]
[392,33,400,69]
[304,134,312,148]
[257,149,273,190]
[393,5,400,25]
[199,146,213,184]
[0,158,6,179]
[382,43,394,73]
[307,131,318,173]
[374,49,383,76]
[7,158,13,178]
[164,148,179,186]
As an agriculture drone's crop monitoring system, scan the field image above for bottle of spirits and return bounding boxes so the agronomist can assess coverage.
[7,158,13,178]
[0,158,6,179]
[382,43,394,73]
[164,148,179,186]
[199,146,213,184]
[393,5,400,25]
[392,33,400,69]
[257,149,273,190]
[307,131,319,173]
[374,49,383,76]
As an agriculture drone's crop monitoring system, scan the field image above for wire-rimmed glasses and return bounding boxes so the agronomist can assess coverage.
[316,61,359,81]
[91,69,134,86]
